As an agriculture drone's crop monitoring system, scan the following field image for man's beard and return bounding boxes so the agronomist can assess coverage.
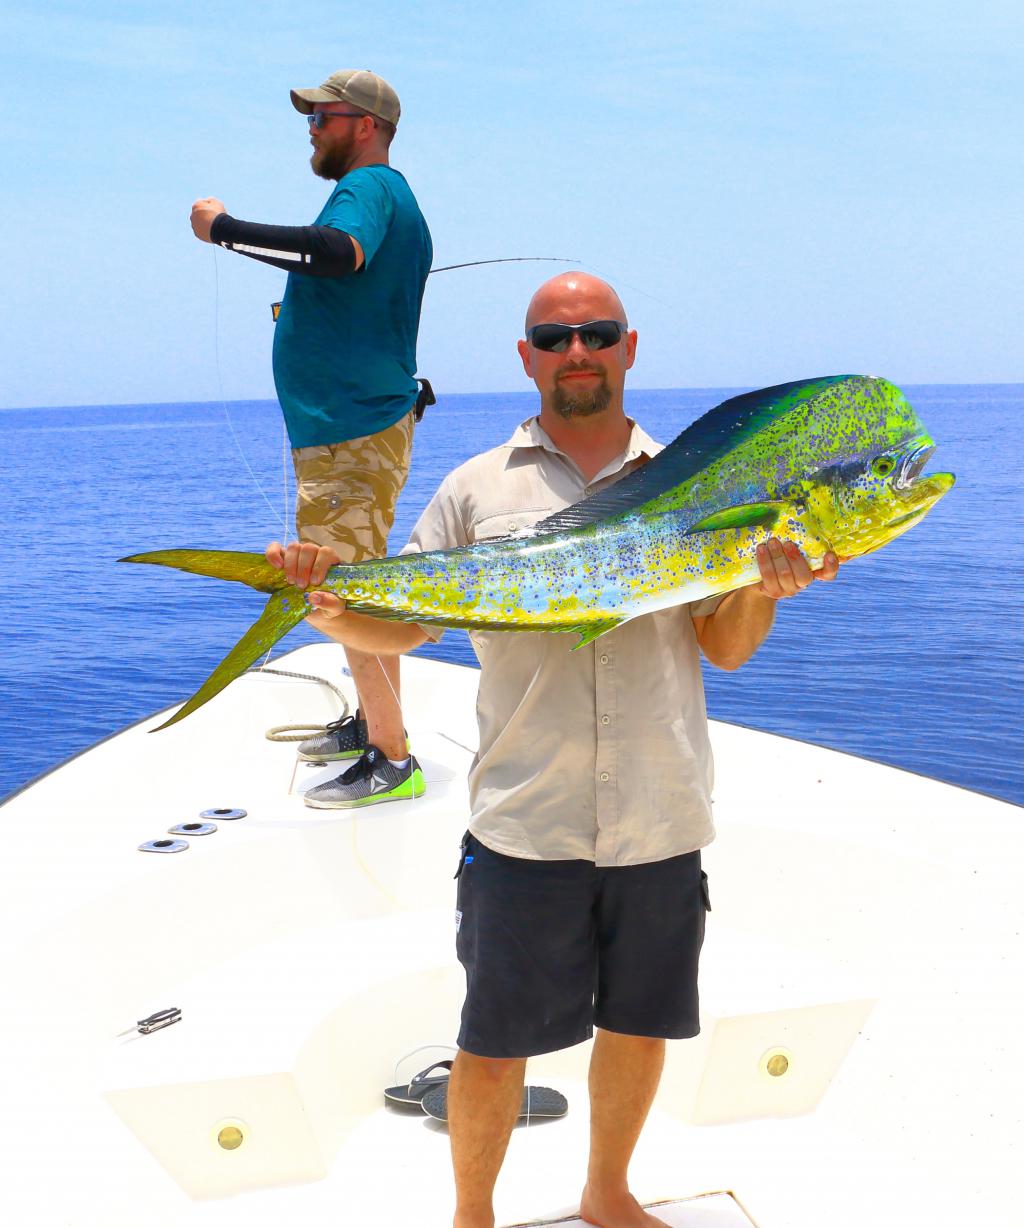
[311,135,356,181]
[551,370,612,419]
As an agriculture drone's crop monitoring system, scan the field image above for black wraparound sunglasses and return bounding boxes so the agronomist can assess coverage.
[525,319,627,353]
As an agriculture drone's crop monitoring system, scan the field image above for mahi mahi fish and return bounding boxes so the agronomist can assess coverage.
[123,375,954,730]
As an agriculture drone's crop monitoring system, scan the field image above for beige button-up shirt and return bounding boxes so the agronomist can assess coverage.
[405,417,720,867]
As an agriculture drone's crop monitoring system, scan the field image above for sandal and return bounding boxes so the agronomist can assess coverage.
[421,1081,567,1123]
[384,1059,454,1107]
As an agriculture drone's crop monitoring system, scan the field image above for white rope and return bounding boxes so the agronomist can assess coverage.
[246,665,350,741]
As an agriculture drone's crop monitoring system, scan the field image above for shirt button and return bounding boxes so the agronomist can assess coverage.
[600,772,610,782]
[600,655,609,665]
[508,522,518,532]
[601,715,610,725]
[584,486,592,495]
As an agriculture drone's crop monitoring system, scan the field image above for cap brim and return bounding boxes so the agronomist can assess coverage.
[290,87,335,115]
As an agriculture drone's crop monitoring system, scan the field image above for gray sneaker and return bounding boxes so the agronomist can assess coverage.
[298,710,368,762]
[303,746,426,809]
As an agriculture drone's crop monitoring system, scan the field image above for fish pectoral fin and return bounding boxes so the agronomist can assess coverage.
[151,586,306,731]
[570,618,624,650]
[684,502,787,534]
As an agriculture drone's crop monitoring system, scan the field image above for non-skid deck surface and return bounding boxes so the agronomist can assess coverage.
[506,1190,758,1227]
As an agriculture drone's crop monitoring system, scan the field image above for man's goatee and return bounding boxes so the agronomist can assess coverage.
[552,378,612,420]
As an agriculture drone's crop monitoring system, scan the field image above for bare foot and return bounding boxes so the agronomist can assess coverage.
[579,1184,670,1227]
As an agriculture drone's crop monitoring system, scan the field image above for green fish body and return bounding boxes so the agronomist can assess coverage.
[323,503,831,641]
[123,376,954,729]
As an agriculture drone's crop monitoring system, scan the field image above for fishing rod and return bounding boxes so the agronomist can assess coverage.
[269,255,581,318]
[429,256,579,274]
[430,255,676,313]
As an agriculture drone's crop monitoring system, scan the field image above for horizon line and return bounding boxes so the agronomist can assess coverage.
[4,380,1023,414]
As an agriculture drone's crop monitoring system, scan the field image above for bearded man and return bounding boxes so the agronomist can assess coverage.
[189,69,432,807]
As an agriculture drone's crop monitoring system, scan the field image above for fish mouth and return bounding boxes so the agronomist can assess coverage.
[892,439,956,504]
[894,441,935,490]
[885,462,955,530]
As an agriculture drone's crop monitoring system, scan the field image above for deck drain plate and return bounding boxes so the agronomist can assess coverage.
[138,838,189,854]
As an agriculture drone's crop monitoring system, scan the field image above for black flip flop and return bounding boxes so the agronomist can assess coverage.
[383,1059,454,1108]
[420,1081,567,1123]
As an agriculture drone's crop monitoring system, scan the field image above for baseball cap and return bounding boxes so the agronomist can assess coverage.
[290,69,401,126]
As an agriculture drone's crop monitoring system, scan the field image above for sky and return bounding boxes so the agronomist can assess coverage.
[1,0,1022,408]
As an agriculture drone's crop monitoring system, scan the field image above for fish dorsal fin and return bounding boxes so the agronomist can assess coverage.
[528,375,855,537]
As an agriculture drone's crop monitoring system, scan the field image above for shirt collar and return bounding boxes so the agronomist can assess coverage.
[502,416,660,472]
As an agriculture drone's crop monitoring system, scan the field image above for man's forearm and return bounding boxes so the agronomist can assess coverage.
[209,214,358,277]
[309,606,430,656]
[695,586,777,671]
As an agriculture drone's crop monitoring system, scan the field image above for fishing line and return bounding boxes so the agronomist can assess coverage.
[282,420,292,546]
[212,248,300,680]
[212,248,289,540]
[576,260,679,314]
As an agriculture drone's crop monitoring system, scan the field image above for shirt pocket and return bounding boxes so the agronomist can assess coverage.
[470,506,553,543]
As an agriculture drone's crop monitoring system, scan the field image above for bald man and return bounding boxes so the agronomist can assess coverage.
[268,274,840,1227]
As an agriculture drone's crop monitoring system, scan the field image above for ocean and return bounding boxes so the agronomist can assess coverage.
[1,385,1021,807]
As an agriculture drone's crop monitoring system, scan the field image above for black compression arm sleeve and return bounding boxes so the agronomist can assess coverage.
[209,214,358,277]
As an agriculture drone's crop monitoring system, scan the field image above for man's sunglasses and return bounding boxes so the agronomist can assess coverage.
[525,320,627,353]
[307,111,367,129]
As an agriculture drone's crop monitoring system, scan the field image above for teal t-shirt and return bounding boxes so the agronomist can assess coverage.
[272,166,432,448]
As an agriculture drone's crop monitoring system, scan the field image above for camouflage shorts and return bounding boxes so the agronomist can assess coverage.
[291,409,415,563]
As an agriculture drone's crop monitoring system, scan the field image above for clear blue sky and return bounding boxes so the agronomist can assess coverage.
[2,0,1021,407]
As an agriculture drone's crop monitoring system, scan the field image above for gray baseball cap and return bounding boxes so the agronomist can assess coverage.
[290,69,401,126]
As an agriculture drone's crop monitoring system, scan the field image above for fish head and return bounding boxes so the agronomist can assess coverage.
[802,431,956,558]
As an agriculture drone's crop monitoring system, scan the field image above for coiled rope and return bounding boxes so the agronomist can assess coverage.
[248,665,351,741]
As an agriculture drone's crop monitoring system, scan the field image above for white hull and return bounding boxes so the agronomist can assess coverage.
[1,645,1021,1227]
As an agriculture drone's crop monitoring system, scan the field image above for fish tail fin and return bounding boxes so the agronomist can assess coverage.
[119,549,290,594]
[152,587,307,731]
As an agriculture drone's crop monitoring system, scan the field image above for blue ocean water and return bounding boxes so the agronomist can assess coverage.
[1,386,1021,807]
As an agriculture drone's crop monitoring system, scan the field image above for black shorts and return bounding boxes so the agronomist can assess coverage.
[454,832,710,1059]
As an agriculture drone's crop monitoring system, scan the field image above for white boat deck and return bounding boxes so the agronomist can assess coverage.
[1,644,1021,1227]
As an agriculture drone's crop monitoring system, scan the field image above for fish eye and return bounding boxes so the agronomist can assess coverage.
[872,456,896,478]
